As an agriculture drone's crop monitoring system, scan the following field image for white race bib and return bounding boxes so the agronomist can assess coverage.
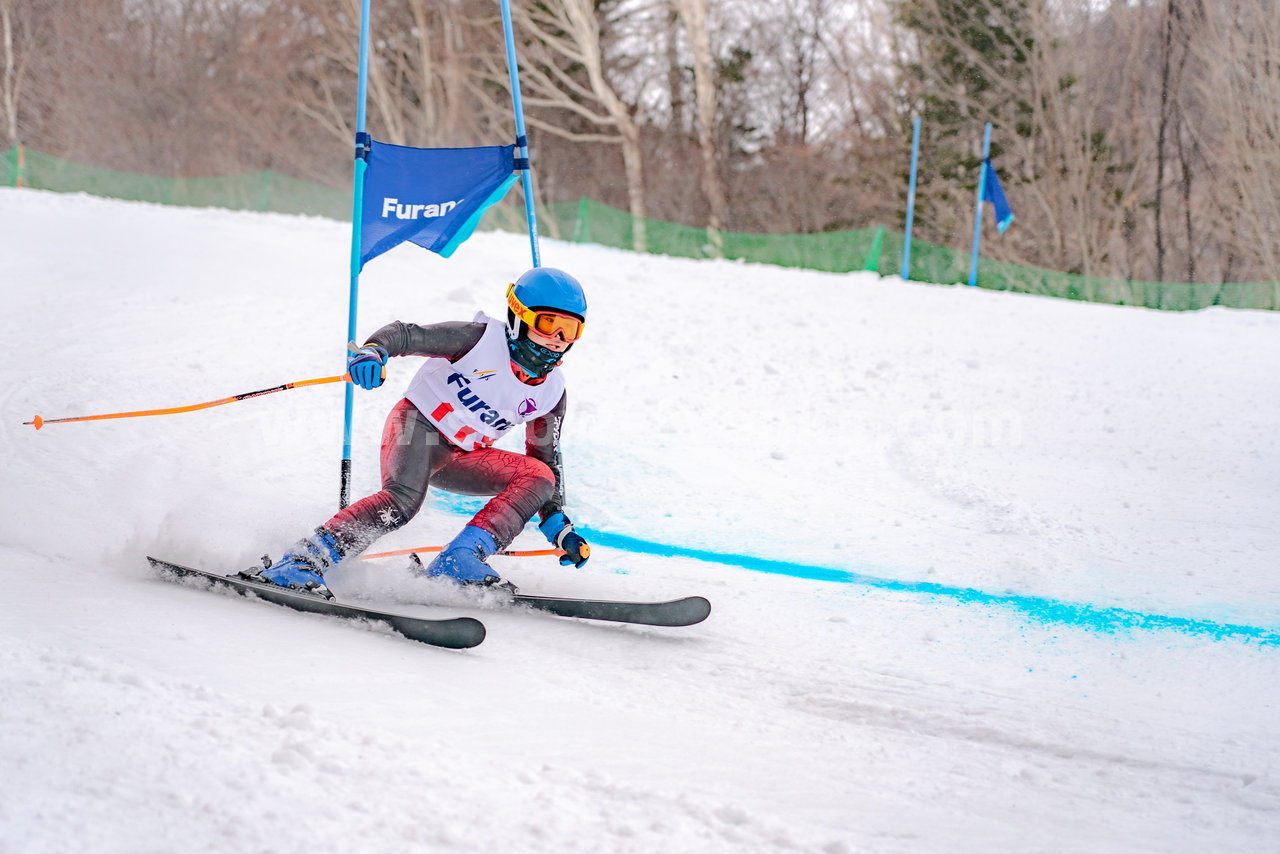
[404,313,565,450]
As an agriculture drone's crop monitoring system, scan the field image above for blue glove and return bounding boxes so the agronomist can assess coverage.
[347,342,389,390]
[538,512,591,567]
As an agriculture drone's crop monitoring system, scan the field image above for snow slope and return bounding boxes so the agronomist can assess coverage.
[1,188,1278,853]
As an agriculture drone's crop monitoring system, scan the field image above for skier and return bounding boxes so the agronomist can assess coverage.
[245,267,592,598]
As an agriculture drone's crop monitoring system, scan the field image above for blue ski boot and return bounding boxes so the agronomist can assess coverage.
[246,528,344,599]
[424,525,503,586]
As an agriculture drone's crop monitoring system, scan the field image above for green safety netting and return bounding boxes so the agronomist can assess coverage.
[561,197,884,272]
[875,231,1278,311]
[971,253,1279,311]
[2,147,349,219]
[4,147,1275,311]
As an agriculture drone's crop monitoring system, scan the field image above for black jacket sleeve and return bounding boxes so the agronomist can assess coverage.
[364,320,485,360]
[526,390,568,523]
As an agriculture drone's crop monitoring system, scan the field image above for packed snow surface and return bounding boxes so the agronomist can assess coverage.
[2,188,1278,853]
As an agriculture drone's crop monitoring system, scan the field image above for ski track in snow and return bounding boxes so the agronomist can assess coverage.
[1,189,1278,852]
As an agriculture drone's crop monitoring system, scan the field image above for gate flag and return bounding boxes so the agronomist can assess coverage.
[981,157,1015,234]
[359,137,519,268]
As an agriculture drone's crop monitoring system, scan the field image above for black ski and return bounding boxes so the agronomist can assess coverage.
[148,557,486,649]
[510,592,711,627]
[399,552,710,628]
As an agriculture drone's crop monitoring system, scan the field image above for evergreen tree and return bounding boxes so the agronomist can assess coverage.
[891,0,1037,244]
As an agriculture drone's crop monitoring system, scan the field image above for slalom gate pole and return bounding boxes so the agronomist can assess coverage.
[24,375,351,430]
[902,115,921,281]
[340,0,374,509]
[361,546,563,560]
[499,0,541,267]
[967,122,992,288]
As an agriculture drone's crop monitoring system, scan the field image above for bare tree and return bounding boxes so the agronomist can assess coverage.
[1,0,21,147]
[1151,0,1197,283]
[492,0,651,251]
[673,0,727,254]
[1017,1,1153,278]
[1190,0,1280,283]
[279,0,505,151]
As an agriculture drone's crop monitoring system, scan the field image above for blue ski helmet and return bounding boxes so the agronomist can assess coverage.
[506,267,587,339]
[505,267,588,379]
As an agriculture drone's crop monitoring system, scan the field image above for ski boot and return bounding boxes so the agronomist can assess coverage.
[244,527,343,599]
[422,525,511,589]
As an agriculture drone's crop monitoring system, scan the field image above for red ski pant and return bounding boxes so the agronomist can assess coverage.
[321,398,554,555]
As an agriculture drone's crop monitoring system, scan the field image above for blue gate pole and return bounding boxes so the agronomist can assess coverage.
[499,0,541,268]
[967,122,992,288]
[901,115,921,281]
[339,0,373,509]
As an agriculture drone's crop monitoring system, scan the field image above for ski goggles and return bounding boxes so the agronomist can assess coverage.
[506,283,585,342]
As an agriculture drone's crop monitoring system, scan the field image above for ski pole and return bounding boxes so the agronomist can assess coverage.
[24,374,352,430]
[361,546,563,560]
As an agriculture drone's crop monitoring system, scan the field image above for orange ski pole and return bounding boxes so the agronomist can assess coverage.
[24,374,351,430]
[361,546,563,560]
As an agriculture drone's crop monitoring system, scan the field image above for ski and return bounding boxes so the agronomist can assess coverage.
[509,592,711,627]
[399,553,710,627]
[147,557,486,649]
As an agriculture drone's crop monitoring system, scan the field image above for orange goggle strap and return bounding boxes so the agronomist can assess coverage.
[506,283,585,341]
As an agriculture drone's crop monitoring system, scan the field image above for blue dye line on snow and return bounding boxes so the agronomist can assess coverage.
[432,494,1280,646]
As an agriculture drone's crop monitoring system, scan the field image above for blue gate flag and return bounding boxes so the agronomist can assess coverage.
[359,138,519,267]
[981,157,1015,233]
